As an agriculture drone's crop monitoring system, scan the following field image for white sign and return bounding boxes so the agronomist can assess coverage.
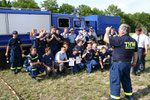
[69,58,74,66]
[76,56,81,64]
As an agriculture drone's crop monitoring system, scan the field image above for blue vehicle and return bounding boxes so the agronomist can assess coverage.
[0,9,86,67]
[0,9,85,50]
[85,15,121,43]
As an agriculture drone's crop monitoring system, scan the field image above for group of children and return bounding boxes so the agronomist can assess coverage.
[5,27,116,81]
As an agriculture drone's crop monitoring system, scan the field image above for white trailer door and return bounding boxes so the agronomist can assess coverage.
[8,14,51,34]
[0,14,8,35]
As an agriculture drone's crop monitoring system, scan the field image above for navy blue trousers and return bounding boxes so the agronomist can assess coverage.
[110,62,133,100]
[10,50,22,72]
[86,59,98,73]
[73,63,84,73]
[27,65,44,78]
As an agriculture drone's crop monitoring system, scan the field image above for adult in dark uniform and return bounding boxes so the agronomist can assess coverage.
[56,28,63,51]
[86,30,96,44]
[5,31,23,74]
[47,26,60,56]
[104,24,138,100]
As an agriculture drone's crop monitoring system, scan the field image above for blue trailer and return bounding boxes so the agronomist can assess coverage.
[85,15,121,42]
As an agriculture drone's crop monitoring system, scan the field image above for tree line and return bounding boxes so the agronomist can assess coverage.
[0,0,150,32]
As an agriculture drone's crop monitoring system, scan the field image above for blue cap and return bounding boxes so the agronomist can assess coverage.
[12,30,18,35]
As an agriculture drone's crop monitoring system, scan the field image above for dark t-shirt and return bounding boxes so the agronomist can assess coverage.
[55,33,63,49]
[47,33,58,47]
[110,34,138,62]
[83,49,95,62]
[73,45,84,55]
[8,38,22,50]
[99,52,110,60]
[42,54,54,67]
[86,35,96,42]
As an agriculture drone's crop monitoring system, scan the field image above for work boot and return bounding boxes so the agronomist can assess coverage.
[32,77,39,82]
[12,71,17,74]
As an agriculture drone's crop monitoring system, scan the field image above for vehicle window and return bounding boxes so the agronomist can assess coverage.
[58,18,69,28]
[86,21,90,27]
[74,20,81,28]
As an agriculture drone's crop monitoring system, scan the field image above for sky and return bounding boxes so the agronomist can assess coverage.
[10,0,150,14]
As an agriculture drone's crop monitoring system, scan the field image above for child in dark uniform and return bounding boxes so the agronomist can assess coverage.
[30,29,43,59]
[70,49,84,73]
[38,30,47,56]
[73,39,85,56]
[93,50,101,70]
[5,31,23,74]
[99,47,111,70]
[42,47,56,77]
[26,47,44,81]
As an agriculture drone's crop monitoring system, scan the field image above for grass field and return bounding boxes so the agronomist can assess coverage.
[0,48,150,100]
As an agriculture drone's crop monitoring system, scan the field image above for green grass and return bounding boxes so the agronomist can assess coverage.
[0,49,150,100]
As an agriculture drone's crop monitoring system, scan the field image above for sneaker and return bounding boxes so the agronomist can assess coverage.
[135,72,140,76]
[32,78,39,82]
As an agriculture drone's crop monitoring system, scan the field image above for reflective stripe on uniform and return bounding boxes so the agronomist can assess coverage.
[111,95,120,99]
[93,57,97,59]
[28,54,39,60]
[124,92,132,96]
[11,67,16,70]
[23,65,26,68]
[17,67,22,69]
[32,69,37,71]
[39,71,42,74]
[104,63,110,65]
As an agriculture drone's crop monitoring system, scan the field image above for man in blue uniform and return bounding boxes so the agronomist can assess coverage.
[70,48,84,73]
[5,31,23,74]
[86,30,96,44]
[42,47,56,77]
[73,39,85,56]
[56,28,64,51]
[82,43,98,73]
[27,47,44,81]
[104,24,138,100]
[47,26,60,56]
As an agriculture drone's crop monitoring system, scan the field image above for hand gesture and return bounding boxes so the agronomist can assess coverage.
[47,67,51,71]
[103,58,106,63]
[106,26,112,33]
[131,62,136,67]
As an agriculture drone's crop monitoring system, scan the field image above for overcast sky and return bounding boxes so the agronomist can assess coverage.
[9,0,150,14]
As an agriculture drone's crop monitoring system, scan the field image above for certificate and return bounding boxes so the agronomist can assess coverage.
[76,56,81,64]
[69,58,74,66]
